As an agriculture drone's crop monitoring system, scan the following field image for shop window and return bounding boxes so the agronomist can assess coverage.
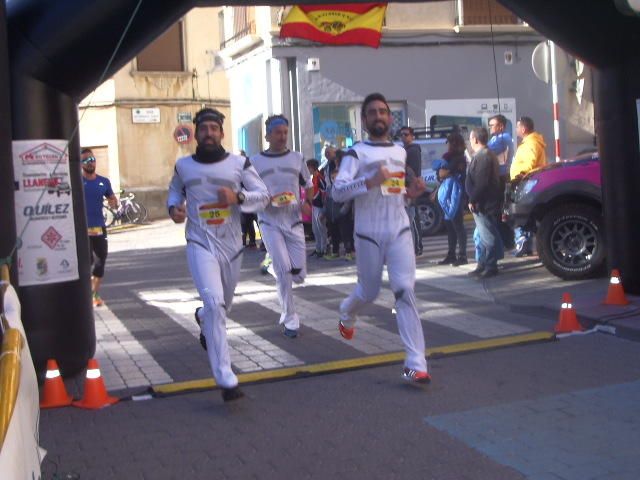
[312,102,406,160]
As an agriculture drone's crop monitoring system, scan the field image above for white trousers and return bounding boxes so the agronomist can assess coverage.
[186,242,241,389]
[339,228,427,372]
[311,206,327,254]
[259,220,307,330]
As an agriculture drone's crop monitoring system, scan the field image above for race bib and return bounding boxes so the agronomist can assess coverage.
[381,172,406,196]
[271,191,296,207]
[87,227,103,236]
[198,202,231,227]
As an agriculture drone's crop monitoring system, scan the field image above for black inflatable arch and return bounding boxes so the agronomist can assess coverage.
[1,0,639,377]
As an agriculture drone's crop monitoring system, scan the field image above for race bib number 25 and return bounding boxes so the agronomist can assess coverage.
[199,202,231,226]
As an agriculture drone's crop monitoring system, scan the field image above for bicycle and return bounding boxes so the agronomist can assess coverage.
[102,190,148,227]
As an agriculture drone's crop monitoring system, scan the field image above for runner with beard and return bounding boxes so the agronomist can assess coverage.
[250,115,313,339]
[167,108,270,402]
[332,93,431,384]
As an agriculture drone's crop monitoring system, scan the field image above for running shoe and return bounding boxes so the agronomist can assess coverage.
[338,321,355,340]
[93,293,104,307]
[344,253,354,261]
[221,386,244,402]
[402,367,431,384]
[194,307,207,351]
[323,253,340,260]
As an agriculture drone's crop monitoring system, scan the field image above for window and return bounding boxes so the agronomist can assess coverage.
[312,102,406,159]
[461,0,519,25]
[136,22,185,72]
[221,7,256,49]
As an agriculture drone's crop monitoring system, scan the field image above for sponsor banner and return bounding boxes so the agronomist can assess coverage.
[12,140,79,286]
[280,3,387,48]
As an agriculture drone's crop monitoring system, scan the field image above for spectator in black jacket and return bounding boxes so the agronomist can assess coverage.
[466,127,503,278]
[400,126,423,256]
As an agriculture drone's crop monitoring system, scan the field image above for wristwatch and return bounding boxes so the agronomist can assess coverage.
[237,191,246,205]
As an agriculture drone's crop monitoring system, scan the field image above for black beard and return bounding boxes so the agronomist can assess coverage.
[368,122,389,138]
[195,144,227,163]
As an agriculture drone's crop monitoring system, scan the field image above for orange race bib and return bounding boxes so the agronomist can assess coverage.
[87,227,103,236]
[271,191,296,207]
[198,202,231,227]
[381,172,406,196]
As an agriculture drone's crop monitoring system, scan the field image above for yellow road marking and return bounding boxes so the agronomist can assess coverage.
[151,331,555,395]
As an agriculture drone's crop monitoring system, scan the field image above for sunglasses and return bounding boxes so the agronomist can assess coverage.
[82,156,96,164]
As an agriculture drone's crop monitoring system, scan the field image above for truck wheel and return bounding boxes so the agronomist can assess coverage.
[417,200,443,236]
[537,203,605,280]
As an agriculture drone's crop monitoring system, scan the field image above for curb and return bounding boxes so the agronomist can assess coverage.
[150,331,555,397]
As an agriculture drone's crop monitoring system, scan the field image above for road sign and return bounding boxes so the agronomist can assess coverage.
[132,108,160,124]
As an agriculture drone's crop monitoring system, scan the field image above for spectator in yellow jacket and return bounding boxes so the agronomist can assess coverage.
[510,116,547,181]
[510,116,547,256]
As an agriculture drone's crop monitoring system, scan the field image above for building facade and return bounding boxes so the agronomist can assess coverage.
[78,7,230,220]
[221,1,595,162]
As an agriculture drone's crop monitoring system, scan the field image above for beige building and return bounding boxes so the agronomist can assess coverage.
[78,7,230,220]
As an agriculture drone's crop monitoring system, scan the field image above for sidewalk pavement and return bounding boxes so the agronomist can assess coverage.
[37,220,640,480]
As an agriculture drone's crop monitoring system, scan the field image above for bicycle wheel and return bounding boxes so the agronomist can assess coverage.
[125,201,148,224]
[102,206,116,227]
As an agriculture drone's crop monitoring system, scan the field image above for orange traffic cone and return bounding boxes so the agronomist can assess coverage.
[604,269,630,306]
[72,359,119,409]
[40,359,73,408]
[554,293,583,333]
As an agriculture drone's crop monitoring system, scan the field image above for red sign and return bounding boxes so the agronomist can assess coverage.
[173,125,193,144]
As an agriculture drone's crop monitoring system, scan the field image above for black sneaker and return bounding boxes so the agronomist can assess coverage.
[453,256,468,266]
[437,256,456,265]
[467,267,484,277]
[194,307,207,351]
[283,327,298,339]
[480,268,499,278]
[221,386,244,402]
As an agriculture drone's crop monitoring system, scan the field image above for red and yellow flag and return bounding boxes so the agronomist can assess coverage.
[280,3,387,48]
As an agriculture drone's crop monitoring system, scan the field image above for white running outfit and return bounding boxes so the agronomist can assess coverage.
[167,153,269,388]
[250,150,312,331]
[333,141,428,373]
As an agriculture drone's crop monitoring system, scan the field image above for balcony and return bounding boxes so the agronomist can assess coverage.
[220,21,256,50]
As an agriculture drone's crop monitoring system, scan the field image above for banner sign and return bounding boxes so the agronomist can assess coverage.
[280,3,387,48]
[12,140,79,286]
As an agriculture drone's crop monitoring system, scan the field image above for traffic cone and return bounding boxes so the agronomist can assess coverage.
[40,359,73,409]
[72,359,119,409]
[604,269,630,306]
[554,293,583,333]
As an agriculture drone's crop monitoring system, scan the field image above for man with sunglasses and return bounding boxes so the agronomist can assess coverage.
[81,148,118,307]
[399,125,423,257]
[332,93,431,385]
[250,115,313,339]
[168,108,269,402]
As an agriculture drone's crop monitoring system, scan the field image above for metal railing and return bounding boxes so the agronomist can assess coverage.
[220,21,256,50]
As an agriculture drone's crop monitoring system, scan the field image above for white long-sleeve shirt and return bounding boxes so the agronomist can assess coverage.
[250,150,312,226]
[167,153,269,253]
[333,141,409,237]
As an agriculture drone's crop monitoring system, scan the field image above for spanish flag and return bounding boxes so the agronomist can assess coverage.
[280,3,387,48]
